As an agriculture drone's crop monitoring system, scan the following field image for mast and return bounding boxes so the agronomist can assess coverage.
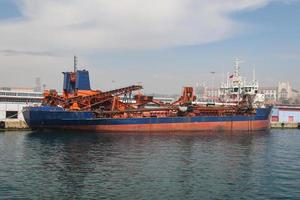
[234,58,240,78]
[74,55,78,72]
[226,72,229,88]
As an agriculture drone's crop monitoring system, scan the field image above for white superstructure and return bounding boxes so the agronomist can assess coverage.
[219,59,261,103]
[0,87,43,121]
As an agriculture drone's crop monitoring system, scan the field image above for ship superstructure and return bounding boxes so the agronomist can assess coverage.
[219,59,261,104]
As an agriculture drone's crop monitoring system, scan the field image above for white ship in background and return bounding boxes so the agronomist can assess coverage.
[219,59,265,107]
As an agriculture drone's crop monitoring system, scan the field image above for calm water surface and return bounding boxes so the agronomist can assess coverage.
[0,130,300,200]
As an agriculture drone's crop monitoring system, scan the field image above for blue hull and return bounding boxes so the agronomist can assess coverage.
[22,106,272,132]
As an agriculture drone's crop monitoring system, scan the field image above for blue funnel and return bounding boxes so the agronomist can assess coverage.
[63,70,91,94]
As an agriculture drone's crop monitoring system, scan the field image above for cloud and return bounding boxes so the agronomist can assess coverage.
[0,50,58,57]
[0,0,287,53]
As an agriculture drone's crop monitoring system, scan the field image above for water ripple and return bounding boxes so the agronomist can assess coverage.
[0,130,300,199]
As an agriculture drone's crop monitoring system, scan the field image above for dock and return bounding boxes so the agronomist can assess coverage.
[0,119,29,131]
[271,122,300,129]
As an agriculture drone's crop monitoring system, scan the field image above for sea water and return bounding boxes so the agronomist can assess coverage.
[0,130,300,199]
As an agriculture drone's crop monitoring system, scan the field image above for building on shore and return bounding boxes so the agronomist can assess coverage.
[259,87,278,104]
[271,105,300,123]
[0,87,43,121]
[277,81,299,103]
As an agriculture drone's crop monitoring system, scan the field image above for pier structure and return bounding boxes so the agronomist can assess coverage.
[0,87,42,130]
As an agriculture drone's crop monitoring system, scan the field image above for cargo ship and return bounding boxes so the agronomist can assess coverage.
[23,57,272,132]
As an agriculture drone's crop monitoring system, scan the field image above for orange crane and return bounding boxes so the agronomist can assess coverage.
[171,87,196,106]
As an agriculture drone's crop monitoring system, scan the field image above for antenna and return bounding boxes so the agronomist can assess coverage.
[74,55,77,72]
[226,72,229,87]
[221,66,224,85]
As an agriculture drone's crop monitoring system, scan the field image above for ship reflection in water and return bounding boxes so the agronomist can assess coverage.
[0,130,300,199]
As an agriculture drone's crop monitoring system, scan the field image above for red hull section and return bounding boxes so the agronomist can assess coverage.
[61,120,270,132]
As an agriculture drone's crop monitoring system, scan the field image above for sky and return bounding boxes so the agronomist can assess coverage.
[0,0,299,94]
